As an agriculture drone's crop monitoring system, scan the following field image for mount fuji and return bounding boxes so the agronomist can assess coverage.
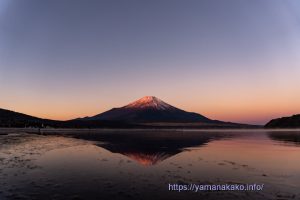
[83,96,217,123]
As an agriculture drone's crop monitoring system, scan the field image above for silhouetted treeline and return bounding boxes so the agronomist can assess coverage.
[265,114,300,128]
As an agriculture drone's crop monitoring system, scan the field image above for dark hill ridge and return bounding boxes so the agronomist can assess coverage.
[265,114,300,128]
[0,108,40,121]
[0,108,43,127]
[0,108,142,128]
[0,108,75,128]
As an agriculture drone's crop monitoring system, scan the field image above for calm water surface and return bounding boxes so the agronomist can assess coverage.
[0,129,299,200]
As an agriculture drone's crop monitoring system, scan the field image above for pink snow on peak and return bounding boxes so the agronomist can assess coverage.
[124,96,172,110]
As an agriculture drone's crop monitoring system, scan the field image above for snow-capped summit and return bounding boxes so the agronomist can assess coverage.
[124,96,172,110]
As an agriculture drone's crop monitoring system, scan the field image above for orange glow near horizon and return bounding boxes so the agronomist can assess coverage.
[1,91,299,125]
[1,56,299,125]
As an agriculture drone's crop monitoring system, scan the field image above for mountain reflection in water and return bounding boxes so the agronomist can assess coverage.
[71,131,234,166]
[268,131,300,146]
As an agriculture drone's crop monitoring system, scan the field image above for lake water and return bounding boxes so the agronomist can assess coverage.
[0,129,299,200]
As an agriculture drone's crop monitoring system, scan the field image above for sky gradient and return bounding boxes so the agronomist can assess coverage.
[0,0,300,125]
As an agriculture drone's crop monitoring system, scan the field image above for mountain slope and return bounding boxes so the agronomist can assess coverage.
[0,108,138,128]
[0,108,40,121]
[85,96,212,123]
[265,114,300,128]
[0,108,45,127]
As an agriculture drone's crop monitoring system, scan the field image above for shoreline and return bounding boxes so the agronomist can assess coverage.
[1,127,300,136]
